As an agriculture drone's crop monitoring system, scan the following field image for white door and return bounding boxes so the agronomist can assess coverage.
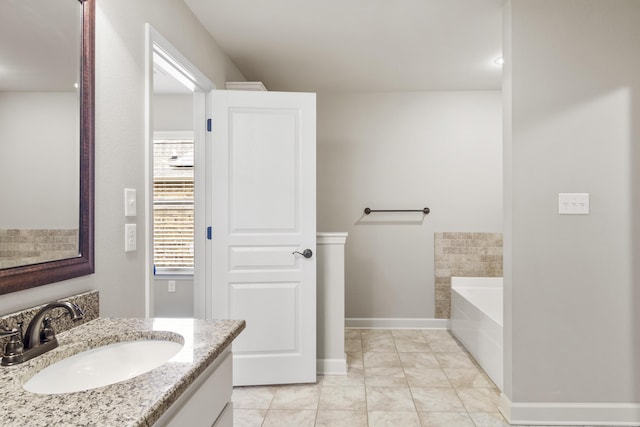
[210,90,316,386]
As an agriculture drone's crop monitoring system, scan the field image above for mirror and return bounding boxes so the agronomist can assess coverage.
[0,0,94,294]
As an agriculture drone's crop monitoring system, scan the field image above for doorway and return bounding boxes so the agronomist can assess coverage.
[144,25,214,318]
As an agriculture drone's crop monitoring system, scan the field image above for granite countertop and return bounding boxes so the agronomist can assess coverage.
[0,317,245,427]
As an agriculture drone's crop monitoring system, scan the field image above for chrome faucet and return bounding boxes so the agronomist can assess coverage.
[1,302,84,366]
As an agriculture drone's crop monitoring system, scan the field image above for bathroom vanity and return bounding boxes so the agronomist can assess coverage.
[0,316,245,426]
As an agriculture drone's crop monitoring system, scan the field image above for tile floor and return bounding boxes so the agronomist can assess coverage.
[231,328,512,427]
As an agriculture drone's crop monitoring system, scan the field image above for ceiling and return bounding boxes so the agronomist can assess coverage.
[184,0,505,92]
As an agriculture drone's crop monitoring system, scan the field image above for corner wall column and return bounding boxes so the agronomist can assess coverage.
[316,232,348,375]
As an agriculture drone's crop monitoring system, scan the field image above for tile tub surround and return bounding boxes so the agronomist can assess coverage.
[0,317,245,426]
[0,290,99,356]
[434,232,503,319]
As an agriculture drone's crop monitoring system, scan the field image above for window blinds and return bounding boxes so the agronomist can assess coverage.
[153,138,194,271]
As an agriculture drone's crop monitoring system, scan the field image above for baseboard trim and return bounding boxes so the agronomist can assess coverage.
[317,357,347,375]
[500,393,640,426]
[345,318,450,329]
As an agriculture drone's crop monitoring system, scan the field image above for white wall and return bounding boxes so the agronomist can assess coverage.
[0,92,78,228]
[0,0,244,316]
[317,91,502,319]
[504,0,640,420]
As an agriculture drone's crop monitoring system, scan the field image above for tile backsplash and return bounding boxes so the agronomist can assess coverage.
[434,232,503,318]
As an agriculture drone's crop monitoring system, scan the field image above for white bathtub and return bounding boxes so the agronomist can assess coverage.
[450,277,503,391]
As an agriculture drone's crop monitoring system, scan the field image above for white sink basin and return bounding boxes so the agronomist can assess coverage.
[23,340,183,394]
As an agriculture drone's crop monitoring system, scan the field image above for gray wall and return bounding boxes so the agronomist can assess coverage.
[153,94,193,131]
[152,279,194,317]
[317,91,502,319]
[0,92,78,228]
[504,0,640,406]
[0,0,244,316]
[151,91,504,320]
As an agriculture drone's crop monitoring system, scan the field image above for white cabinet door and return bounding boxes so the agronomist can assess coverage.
[210,90,316,386]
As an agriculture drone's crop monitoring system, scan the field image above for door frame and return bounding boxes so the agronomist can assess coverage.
[144,24,215,318]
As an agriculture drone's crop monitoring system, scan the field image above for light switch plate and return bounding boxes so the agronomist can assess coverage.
[559,193,589,215]
[125,223,137,252]
[124,188,137,217]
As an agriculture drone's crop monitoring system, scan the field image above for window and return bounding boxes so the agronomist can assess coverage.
[153,133,194,274]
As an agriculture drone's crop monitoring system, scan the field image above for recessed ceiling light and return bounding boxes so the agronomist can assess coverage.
[494,56,504,66]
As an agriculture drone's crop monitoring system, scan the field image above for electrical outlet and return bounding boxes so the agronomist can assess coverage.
[168,280,176,293]
[124,224,136,252]
[559,193,589,215]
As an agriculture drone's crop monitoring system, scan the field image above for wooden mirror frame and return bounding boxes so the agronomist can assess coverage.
[0,0,95,295]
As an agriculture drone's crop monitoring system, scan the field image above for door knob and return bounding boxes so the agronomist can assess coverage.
[292,249,313,259]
